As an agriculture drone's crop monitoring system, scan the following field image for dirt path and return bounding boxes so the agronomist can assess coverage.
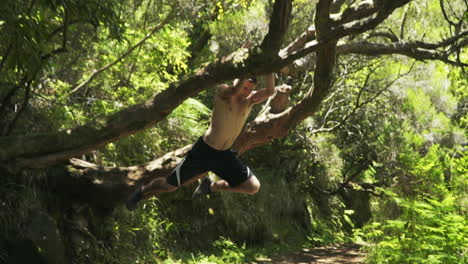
[251,244,365,264]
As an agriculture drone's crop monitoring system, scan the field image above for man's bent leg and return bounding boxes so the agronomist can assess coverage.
[143,171,208,198]
[210,175,260,194]
[126,177,178,211]
[143,177,178,198]
[147,170,208,194]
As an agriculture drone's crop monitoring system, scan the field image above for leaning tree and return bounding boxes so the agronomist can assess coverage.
[0,0,466,208]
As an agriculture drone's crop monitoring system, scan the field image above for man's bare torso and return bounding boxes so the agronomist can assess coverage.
[203,92,253,150]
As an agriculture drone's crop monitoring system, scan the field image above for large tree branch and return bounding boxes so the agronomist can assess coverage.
[280,0,411,63]
[236,19,466,155]
[280,0,412,75]
[279,0,378,74]
[337,37,468,67]
[0,1,294,172]
[56,58,412,208]
[234,0,339,154]
[259,0,293,55]
[410,30,468,50]
[281,6,467,75]
[42,0,468,209]
[229,1,416,155]
[331,0,378,26]
[280,0,384,58]
[298,0,336,123]
[282,26,467,76]
[0,0,415,172]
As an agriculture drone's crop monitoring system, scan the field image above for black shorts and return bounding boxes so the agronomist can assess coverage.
[167,137,253,187]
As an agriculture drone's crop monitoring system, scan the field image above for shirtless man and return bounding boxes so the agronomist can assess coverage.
[126,73,275,211]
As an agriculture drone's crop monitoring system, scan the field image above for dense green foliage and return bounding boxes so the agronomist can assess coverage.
[0,0,466,263]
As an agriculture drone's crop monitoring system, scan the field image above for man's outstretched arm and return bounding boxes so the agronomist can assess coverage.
[250,73,275,105]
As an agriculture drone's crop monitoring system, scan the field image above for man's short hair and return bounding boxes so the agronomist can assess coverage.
[248,77,257,84]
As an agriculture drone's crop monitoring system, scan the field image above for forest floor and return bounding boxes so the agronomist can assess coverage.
[251,244,366,264]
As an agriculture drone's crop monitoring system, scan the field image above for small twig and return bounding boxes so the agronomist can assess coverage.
[400,2,411,39]
[2,79,34,136]
[40,7,70,61]
[356,60,416,107]
[1,55,45,135]
[411,30,468,49]
[47,19,96,40]
[142,0,153,31]
[367,31,399,42]
[41,52,83,82]
[330,0,347,14]
[320,100,337,127]
[311,61,383,133]
[0,76,27,116]
[126,59,138,85]
[355,182,384,197]
[311,59,416,135]
[0,44,12,73]
[28,0,36,14]
[312,162,369,196]
[440,0,457,31]
[62,7,69,52]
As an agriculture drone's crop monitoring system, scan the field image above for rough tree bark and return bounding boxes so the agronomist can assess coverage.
[0,0,467,208]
